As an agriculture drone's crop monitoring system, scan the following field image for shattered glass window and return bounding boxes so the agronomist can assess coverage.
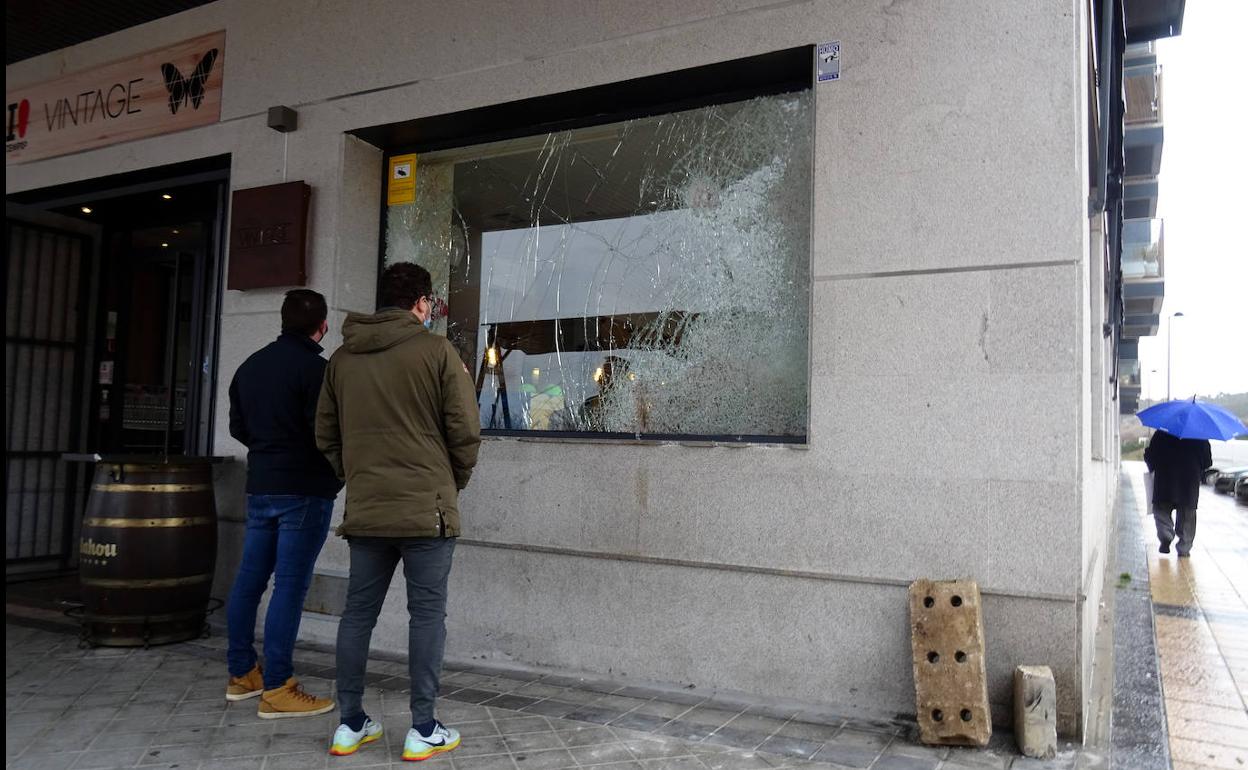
[384,89,811,440]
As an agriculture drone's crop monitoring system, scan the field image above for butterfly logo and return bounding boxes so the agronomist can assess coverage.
[160,49,219,115]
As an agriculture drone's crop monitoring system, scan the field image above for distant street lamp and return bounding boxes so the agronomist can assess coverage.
[1166,311,1185,401]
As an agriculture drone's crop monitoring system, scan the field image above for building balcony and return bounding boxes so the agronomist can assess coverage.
[1124,41,1156,65]
[1121,382,1143,412]
[1119,347,1143,414]
[1124,1,1186,45]
[1124,178,1159,219]
[1123,218,1164,281]
[1124,62,1164,179]
[1121,217,1164,339]
[1122,312,1160,340]
[1121,388,1141,415]
[1125,280,1165,322]
[1125,62,1163,126]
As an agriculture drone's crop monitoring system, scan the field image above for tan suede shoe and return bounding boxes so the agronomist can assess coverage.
[225,665,264,701]
[257,677,334,719]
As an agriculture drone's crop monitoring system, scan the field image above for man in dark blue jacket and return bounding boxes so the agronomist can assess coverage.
[225,289,342,718]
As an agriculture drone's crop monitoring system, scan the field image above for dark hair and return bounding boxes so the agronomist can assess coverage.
[281,289,328,336]
[379,262,432,310]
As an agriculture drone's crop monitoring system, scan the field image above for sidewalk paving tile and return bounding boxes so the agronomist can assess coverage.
[521,699,582,718]
[4,598,1115,770]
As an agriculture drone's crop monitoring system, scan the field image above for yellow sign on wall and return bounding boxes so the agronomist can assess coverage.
[387,153,417,205]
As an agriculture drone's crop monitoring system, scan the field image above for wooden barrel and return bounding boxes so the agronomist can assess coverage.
[78,461,218,646]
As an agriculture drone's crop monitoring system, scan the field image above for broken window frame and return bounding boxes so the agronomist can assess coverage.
[370,48,816,445]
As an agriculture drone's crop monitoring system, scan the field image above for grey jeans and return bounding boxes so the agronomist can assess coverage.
[336,536,456,724]
[1153,504,1197,555]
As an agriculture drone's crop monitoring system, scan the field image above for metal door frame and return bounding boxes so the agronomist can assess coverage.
[5,204,102,575]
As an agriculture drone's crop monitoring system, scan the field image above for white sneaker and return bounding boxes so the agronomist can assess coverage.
[329,717,383,756]
[402,721,460,761]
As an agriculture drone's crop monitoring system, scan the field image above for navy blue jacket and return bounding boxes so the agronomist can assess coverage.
[229,332,343,500]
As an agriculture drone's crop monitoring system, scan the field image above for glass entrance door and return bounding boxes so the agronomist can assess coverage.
[88,188,222,458]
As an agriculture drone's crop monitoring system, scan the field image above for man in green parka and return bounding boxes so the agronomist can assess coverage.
[316,262,481,761]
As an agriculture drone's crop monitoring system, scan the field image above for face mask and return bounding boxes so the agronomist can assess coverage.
[423,316,433,330]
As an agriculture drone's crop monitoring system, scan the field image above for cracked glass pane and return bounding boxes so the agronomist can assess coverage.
[384,89,811,440]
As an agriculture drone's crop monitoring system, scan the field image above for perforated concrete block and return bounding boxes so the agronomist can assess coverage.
[1013,665,1057,759]
[909,579,991,746]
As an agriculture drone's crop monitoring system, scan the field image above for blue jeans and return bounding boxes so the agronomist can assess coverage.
[227,495,333,690]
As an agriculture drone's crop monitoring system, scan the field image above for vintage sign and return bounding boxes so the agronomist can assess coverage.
[227,181,311,290]
[5,31,226,165]
[387,153,418,205]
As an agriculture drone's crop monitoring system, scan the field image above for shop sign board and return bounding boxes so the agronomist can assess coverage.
[5,31,226,165]
[228,181,312,291]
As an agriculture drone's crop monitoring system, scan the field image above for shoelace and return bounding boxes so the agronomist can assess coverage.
[288,684,320,704]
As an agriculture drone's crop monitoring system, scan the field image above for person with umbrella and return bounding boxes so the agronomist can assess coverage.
[1138,398,1247,557]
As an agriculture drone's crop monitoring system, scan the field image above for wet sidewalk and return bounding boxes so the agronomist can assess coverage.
[1127,461,1248,769]
[4,614,1086,770]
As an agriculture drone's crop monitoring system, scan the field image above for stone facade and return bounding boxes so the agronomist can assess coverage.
[6,0,1116,736]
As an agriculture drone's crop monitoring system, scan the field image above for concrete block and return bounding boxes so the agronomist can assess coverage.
[909,579,991,746]
[303,571,349,616]
[1013,665,1057,759]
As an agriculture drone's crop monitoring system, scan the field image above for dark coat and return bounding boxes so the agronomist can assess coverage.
[229,332,343,500]
[1144,430,1212,509]
[316,311,481,538]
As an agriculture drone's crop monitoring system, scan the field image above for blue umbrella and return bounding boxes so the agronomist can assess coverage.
[1137,398,1248,441]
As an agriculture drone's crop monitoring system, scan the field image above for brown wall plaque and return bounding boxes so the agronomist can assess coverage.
[227,181,311,290]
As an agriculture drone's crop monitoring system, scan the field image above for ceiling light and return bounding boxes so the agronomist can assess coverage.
[80,206,92,214]
[161,194,173,200]
[161,242,169,248]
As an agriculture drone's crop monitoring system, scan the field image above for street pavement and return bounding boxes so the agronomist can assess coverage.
[1128,461,1248,770]
[4,619,1085,770]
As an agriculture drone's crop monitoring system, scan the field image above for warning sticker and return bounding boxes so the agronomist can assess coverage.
[817,41,841,82]
[387,154,417,205]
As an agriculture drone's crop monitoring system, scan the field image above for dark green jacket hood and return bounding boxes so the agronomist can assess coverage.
[342,310,425,354]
